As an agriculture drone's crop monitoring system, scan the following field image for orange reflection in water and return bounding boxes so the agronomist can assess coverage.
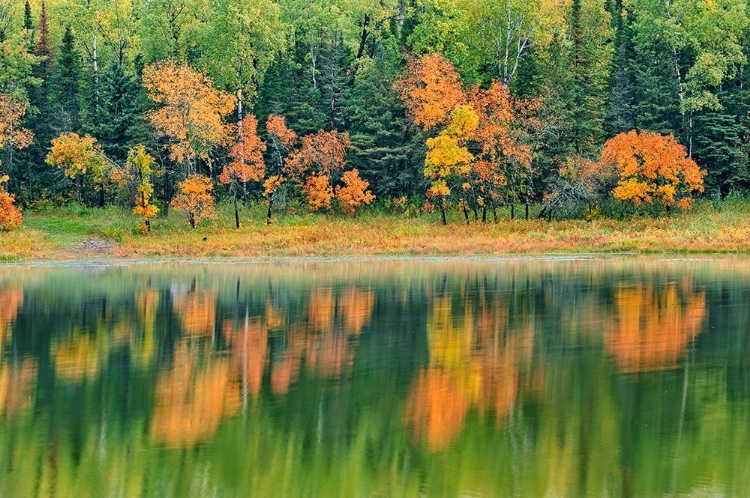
[405,369,470,451]
[606,282,706,373]
[52,333,103,383]
[151,345,240,447]
[172,285,217,337]
[406,297,529,451]
[0,287,23,355]
[222,317,268,399]
[0,358,37,419]
[271,287,375,394]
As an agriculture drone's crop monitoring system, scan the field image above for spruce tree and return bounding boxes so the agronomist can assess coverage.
[92,60,151,163]
[51,26,81,133]
[605,0,636,137]
[345,47,425,199]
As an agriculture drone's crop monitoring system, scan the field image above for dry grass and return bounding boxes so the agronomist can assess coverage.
[2,199,750,262]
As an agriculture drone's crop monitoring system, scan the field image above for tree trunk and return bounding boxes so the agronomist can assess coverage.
[145,219,151,233]
[463,203,470,225]
[439,196,447,225]
[266,196,274,225]
[525,200,530,220]
[98,187,104,207]
[510,202,515,220]
[234,195,240,229]
[189,212,195,229]
[482,205,487,223]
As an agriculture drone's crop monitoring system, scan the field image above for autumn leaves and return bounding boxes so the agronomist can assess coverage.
[397,53,533,225]
[38,61,375,232]
[142,61,374,228]
[398,53,707,222]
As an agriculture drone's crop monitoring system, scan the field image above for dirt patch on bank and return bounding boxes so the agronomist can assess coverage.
[64,239,120,258]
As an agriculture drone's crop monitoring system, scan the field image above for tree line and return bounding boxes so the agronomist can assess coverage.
[0,0,748,230]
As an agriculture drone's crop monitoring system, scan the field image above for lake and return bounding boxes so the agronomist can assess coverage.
[1,257,750,497]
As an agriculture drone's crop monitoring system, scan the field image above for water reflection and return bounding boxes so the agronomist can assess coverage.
[0,259,750,497]
[605,280,706,373]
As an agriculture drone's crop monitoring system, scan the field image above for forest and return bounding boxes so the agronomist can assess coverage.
[0,0,749,232]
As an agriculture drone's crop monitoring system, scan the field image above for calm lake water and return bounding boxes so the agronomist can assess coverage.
[2,258,750,497]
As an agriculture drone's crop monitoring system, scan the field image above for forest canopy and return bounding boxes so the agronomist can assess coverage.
[0,0,748,229]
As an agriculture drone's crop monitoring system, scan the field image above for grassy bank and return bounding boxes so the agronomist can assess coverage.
[2,199,750,262]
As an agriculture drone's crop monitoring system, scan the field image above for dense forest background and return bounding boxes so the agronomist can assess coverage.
[0,0,749,221]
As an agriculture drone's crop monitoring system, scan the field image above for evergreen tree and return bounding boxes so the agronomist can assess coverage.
[604,0,635,137]
[693,85,749,197]
[91,60,151,163]
[318,33,350,131]
[50,26,81,133]
[345,48,425,199]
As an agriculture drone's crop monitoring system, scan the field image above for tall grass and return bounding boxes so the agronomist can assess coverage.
[2,199,750,261]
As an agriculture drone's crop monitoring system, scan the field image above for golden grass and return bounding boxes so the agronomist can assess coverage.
[2,200,750,261]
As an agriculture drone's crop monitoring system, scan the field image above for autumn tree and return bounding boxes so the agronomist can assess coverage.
[284,129,351,211]
[171,174,215,228]
[219,115,266,228]
[46,133,111,205]
[0,95,34,187]
[128,146,159,233]
[142,61,236,178]
[335,169,375,214]
[264,114,297,224]
[0,175,22,230]
[424,105,478,224]
[600,130,706,212]
[396,52,467,130]
[397,53,476,224]
[469,82,533,221]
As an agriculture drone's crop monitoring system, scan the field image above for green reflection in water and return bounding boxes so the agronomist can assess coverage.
[1,258,750,497]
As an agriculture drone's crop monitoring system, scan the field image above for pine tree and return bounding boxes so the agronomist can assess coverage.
[18,0,56,204]
[345,47,425,199]
[91,60,151,163]
[318,33,350,131]
[604,0,635,137]
[51,26,81,133]
[631,40,681,136]
[693,85,749,197]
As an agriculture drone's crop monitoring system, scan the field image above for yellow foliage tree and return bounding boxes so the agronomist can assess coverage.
[46,133,110,205]
[424,105,479,224]
[171,174,215,228]
[142,61,236,174]
[128,146,159,233]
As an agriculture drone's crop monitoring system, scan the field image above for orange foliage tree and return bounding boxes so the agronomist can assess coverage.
[219,115,266,228]
[45,133,111,205]
[396,53,467,130]
[171,174,215,228]
[335,169,375,214]
[0,95,34,176]
[397,53,470,224]
[264,114,297,224]
[398,53,535,224]
[600,130,706,211]
[0,175,22,231]
[470,82,532,221]
[142,61,236,175]
[284,129,365,212]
